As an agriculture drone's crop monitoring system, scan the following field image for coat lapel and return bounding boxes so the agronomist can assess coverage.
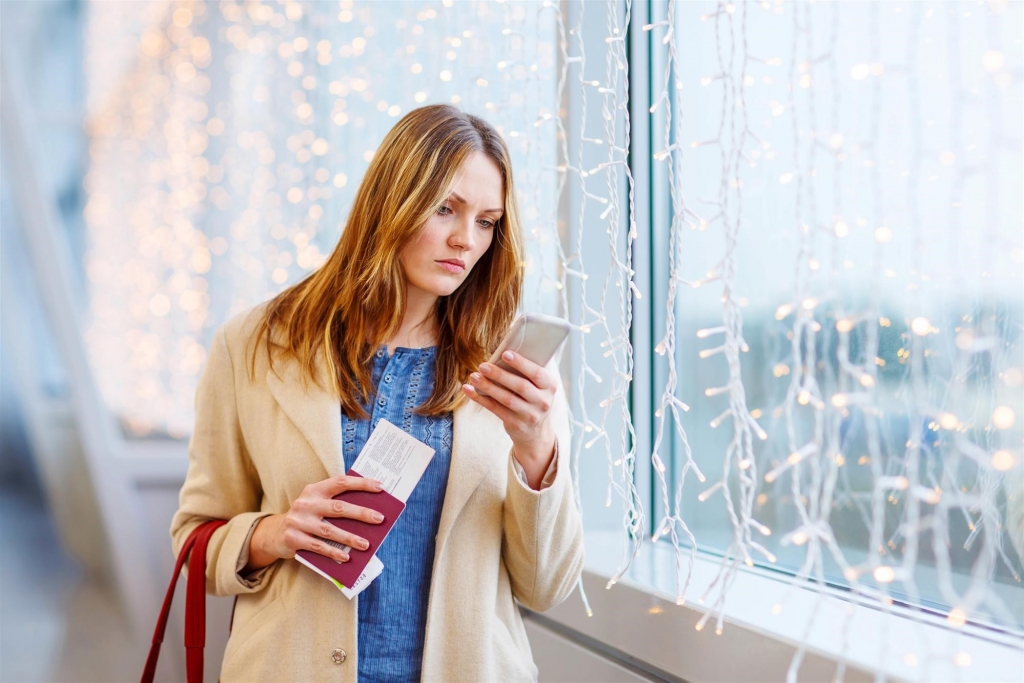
[265,349,344,478]
[263,334,508,547]
[434,397,510,552]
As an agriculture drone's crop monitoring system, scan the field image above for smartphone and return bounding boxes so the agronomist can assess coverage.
[477,313,572,394]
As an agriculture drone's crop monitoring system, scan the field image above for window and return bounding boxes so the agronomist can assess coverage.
[630,0,1024,632]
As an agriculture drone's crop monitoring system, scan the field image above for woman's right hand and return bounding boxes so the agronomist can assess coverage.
[243,475,385,573]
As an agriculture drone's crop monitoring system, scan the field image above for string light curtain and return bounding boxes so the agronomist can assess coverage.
[81,0,1022,680]
[546,9,1023,678]
[642,0,1023,678]
[83,0,560,438]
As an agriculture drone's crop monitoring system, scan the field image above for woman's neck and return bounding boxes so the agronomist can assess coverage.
[384,304,439,355]
[385,324,438,354]
[373,282,439,355]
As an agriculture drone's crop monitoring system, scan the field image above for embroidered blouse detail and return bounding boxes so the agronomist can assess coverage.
[340,344,452,683]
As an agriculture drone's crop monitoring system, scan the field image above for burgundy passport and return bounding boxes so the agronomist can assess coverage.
[296,468,406,588]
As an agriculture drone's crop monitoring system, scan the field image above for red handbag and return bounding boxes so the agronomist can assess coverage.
[141,519,227,683]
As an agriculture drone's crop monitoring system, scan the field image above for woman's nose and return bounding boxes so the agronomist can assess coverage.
[449,218,476,250]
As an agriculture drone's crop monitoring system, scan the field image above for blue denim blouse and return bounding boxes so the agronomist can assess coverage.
[341,344,452,683]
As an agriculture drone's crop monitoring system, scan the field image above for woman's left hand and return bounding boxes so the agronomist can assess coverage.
[462,350,556,464]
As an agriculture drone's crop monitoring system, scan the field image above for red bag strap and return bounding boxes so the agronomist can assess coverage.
[184,521,223,682]
[141,519,227,683]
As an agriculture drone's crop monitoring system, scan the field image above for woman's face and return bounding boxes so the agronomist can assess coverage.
[400,150,503,301]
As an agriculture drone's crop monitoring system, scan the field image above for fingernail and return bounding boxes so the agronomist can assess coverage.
[338,553,349,563]
[372,511,384,522]
[358,539,369,549]
[503,351,514,361]
[470,372,482,383]
[480,363,491,374]
[373,480,384,490]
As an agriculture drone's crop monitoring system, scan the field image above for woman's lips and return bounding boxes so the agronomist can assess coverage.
[437,260,465,273]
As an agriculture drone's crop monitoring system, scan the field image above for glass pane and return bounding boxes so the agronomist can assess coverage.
[655,0,1023,630]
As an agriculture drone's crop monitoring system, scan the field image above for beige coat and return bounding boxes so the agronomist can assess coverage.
[170,304,584,682]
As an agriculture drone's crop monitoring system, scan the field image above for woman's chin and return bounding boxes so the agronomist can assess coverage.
[413,282,459,299]
[431,276,466,297]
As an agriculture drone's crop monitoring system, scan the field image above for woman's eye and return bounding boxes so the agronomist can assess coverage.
[437,203,494,227]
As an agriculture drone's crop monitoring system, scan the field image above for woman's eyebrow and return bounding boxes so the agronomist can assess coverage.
[449,192,503,214]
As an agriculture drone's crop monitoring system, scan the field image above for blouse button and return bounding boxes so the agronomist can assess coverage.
[384,375,392,384]
[377,397,387,407]
[331,648,347,664]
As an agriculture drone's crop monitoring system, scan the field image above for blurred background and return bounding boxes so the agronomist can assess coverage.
[2,1,126,680]
[1,1,563,680]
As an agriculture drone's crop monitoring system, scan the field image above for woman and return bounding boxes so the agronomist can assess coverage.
[170,104,584,683]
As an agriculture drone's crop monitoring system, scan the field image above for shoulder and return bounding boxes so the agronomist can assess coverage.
[205,301,277,384]
[217,300,273,356]
[221,300,271,343]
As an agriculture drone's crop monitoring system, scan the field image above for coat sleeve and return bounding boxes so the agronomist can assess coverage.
[501,363,585,612]
[169,323,280,597]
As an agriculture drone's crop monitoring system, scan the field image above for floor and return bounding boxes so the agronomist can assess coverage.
[0,482,139,683]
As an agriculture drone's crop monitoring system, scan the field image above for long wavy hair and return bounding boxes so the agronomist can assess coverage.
[248,104,523,418]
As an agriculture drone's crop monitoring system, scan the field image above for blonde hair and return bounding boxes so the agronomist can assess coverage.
[249,104,523,418]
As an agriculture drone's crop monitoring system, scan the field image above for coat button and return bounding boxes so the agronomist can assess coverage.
[331,648,347,664]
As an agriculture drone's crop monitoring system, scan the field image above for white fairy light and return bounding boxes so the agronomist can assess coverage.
[991,450,1016,472]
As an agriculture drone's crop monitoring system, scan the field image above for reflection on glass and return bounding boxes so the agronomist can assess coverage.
[656,0,1023,631]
